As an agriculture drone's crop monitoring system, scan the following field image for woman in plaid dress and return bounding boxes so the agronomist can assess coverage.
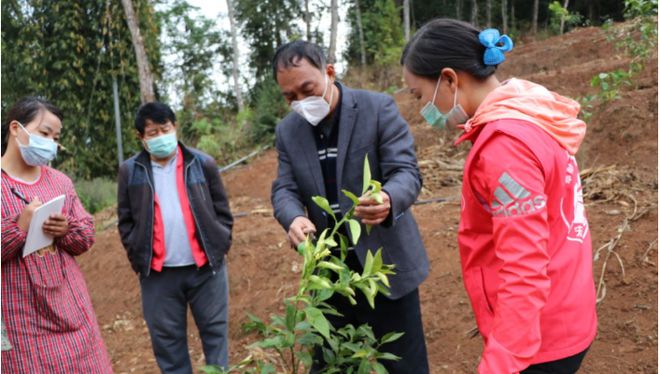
[1,97,112,373]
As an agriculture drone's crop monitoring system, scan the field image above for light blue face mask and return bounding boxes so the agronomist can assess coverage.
[419,77,469,129]
[145,132,178,159]
[15,122,58,166]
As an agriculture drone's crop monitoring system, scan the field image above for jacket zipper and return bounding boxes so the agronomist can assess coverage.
[185,159,216,274]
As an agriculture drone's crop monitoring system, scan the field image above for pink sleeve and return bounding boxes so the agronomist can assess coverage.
[1,214,27,262]
[471,133,551,374]
[55,180,95,256]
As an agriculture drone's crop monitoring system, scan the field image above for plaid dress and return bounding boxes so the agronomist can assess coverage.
[1,167,112,373]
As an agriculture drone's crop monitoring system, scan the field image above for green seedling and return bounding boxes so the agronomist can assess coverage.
[203,154,401,374]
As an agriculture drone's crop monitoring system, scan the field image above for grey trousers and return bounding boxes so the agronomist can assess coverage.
[140,263,229,374]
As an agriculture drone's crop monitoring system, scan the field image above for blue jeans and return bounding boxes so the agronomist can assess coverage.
[140,262,229,374]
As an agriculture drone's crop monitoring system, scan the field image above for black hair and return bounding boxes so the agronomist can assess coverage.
[272,40,327,79]
[1,96,63,156]
[401,18,499,80]
[134,102,176,134]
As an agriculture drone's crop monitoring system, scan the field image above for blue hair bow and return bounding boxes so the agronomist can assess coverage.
[479,29,514,66]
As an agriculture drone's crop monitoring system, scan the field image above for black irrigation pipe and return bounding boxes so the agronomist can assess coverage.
[218,145,271,174]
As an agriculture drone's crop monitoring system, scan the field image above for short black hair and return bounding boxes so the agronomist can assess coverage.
[401,18,498,80]
[272,40,326,79]
[1,96,63,156]
[134,102,176,134]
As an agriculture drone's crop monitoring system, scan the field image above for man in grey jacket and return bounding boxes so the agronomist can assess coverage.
[271,41,430,373]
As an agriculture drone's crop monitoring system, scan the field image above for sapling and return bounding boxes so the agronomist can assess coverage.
[202,155,402,374]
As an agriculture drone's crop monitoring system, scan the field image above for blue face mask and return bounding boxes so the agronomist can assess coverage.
[145,132,178,159]
[419,77,469,129]
[15,122,58,166]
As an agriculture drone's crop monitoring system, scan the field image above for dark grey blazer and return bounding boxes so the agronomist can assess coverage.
[271,83,429,300]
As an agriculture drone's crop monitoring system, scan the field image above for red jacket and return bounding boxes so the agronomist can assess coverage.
[456,79,597,373]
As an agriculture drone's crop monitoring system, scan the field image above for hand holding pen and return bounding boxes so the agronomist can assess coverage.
[16,196,42,232]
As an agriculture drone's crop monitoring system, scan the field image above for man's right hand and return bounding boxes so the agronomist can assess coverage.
[17,197,43,232]
[288,216,316,248]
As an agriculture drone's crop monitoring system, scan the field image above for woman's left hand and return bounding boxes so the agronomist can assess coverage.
[43,214,69,238]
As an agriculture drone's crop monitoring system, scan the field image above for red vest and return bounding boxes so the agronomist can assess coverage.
[151,147,207,271]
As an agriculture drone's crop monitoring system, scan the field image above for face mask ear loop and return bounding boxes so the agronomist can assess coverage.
[453,82,459,108]
[321,74,329,100]
[327,76,335,106]
[15,122,30,147]
[431,76,442,107]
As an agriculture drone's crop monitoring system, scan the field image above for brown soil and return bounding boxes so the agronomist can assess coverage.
[78,24,658,373]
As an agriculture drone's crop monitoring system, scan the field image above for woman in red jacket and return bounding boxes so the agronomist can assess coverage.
[401,19,597,373]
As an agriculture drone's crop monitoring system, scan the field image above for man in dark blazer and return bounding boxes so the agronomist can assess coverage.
[270,40,430,373]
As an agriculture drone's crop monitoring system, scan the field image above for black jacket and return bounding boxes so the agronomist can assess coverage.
[117,143,233,277]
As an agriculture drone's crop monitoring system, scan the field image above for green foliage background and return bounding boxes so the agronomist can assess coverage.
[1,0,162,178]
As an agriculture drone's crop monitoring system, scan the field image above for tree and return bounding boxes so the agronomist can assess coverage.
[2,0,161,178]
[355,0,367,65]
[456,0,463,19]
[328,0,339,63]
[159,1,229,131]
[532,0,540,34]
[345,0,404,66]
[304,0,312,40]
[471,0,479,25]
[502,0,509,33]
[235,0,300,81]
[403,0,411,41]
[560,0,570,34]
[486,0,492,27]
[121,0,156,103]
[226,0,244,110]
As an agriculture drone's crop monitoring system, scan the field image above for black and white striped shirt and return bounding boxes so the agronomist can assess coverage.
[314,83,348,239]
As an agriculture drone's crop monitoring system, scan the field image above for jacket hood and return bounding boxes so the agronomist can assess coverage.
[459,78,586,155]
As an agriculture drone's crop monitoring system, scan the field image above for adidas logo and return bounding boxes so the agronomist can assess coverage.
[491,172,547,217]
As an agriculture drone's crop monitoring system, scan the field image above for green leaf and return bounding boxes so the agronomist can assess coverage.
[362,155,372,195]
[351,349,370,358]
[342,189,360,205]
[285,303,296,331]
[305,306,330,339]
[362,251,374,276]
[308,275,333,290]
[298,331,323,346]
[380,331,404,345]
[377,352,402,361]
[358,359,371,374]
[312,196,336,220]
[373,362,388,374]
[372,249,383,272]
[376,272,391,288]
[258,336,282,349]
[259,363,276,374]
[317,288,334,301]
[325,236,338,248]
[243,313,266,333]
[318,260,344,272]
[199,365,225,374]
[339,234,349,261]
[348,219,362,245]
[322,347,336,364]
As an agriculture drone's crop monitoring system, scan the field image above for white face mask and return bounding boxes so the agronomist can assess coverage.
[291,74,335,126]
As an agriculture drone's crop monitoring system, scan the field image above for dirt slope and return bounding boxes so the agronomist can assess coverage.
[78,24,658,373]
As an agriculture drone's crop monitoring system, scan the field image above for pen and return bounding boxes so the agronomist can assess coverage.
[10,187,30,205]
